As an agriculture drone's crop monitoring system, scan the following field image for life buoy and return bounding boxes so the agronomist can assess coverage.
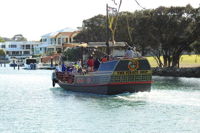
[128,59,139,71]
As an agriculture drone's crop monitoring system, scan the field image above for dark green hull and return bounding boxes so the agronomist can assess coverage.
[58,81,151,95]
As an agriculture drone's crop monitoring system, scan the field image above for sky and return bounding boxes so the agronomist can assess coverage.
[0,0,199,41]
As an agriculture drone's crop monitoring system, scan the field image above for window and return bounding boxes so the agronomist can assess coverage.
[24,51,30,55]
[1,45,5,48]
[58,38,61,44]
[42,39,47,42]
[98,60,118,71]
[25,45,30,49]
[9,45,17,48]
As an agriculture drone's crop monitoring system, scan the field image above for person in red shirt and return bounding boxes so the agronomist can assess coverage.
[101,56,107,63]
[87,56,94,72]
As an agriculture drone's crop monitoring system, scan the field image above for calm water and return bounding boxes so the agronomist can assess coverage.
[1,66,200,133]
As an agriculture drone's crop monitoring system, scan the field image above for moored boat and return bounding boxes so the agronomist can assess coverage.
[52,57,152,95]
[24,58,37,70]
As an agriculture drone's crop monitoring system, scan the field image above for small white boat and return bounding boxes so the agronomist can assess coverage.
[24,58,37,70]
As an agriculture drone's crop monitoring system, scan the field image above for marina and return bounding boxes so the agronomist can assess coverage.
[1,67,200,132]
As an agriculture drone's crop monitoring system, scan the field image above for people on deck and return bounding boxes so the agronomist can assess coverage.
[94,58,100,71]
[61,63,66,72]
[55,64,62,72]
[74,62,79,70]
[87,56,94,72]
[66,66,73,74]
[125,47,134,58]
[77,59,82,68]
[125,47,141,58]
[101,56,107,63]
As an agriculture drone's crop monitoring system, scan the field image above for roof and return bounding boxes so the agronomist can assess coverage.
[41,27,77,38]
[52,31,80,38]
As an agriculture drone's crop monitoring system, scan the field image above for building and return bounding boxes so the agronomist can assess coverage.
[35,28,80,56]
[0,41,40,60]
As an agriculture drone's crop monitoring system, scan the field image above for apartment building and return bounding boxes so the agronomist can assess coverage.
[0,41,40,59]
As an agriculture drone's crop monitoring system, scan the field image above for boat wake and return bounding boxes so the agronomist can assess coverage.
[115,89,200,107]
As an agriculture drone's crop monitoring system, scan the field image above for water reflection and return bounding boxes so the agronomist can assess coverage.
[153,76,200,90]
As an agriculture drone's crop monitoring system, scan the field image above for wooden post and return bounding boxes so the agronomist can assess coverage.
[106,4,110,60]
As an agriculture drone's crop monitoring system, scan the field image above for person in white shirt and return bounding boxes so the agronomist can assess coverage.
[55,64,62,72]
[125,47,141,58]
[125,47,135,58]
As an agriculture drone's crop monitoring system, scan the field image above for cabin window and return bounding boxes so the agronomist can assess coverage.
[138,60,151,70]
[98,60,118,71]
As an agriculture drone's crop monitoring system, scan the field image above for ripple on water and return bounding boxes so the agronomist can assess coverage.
[1,68,200,133]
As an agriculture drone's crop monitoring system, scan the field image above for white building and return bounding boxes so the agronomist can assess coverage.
[0,41,40,59]
[35,27,79,55]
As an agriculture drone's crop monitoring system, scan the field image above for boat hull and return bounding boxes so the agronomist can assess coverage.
[58,81,151,95]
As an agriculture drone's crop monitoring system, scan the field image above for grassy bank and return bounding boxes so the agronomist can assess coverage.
[146,55,200,68]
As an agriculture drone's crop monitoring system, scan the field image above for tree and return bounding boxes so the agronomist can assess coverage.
[62,48,82,61]
[130,5,199,68]
[75,5,200,68]
[74,15,107,43]
[190,41,200,54]
[0,49,6,56]
[0,37,5,42]
[12,34,27,41]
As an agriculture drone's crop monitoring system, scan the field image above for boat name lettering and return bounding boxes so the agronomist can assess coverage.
[114,70,151,75]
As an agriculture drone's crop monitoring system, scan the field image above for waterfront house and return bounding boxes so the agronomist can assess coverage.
[36,28,80,56]
[0,41,41,60]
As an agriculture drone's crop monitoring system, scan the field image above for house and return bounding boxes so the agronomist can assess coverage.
[0,41,41,60]
[35,28,80,56]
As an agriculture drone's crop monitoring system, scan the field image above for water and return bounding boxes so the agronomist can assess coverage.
[1,66,200,133]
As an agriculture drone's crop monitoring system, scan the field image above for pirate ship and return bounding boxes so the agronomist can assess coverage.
[52,58,152,95]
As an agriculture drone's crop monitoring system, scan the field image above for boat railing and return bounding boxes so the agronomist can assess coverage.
[56,72,74,84]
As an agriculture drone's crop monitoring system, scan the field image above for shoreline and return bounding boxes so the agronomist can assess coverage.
[152,67,200,78]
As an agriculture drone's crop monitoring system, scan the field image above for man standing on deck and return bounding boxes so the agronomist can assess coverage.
[125,47,141,58]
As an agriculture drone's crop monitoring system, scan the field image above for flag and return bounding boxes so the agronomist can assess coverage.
[107,6,117,16]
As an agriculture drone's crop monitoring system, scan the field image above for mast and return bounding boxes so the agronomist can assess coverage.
[106,4,110,58]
